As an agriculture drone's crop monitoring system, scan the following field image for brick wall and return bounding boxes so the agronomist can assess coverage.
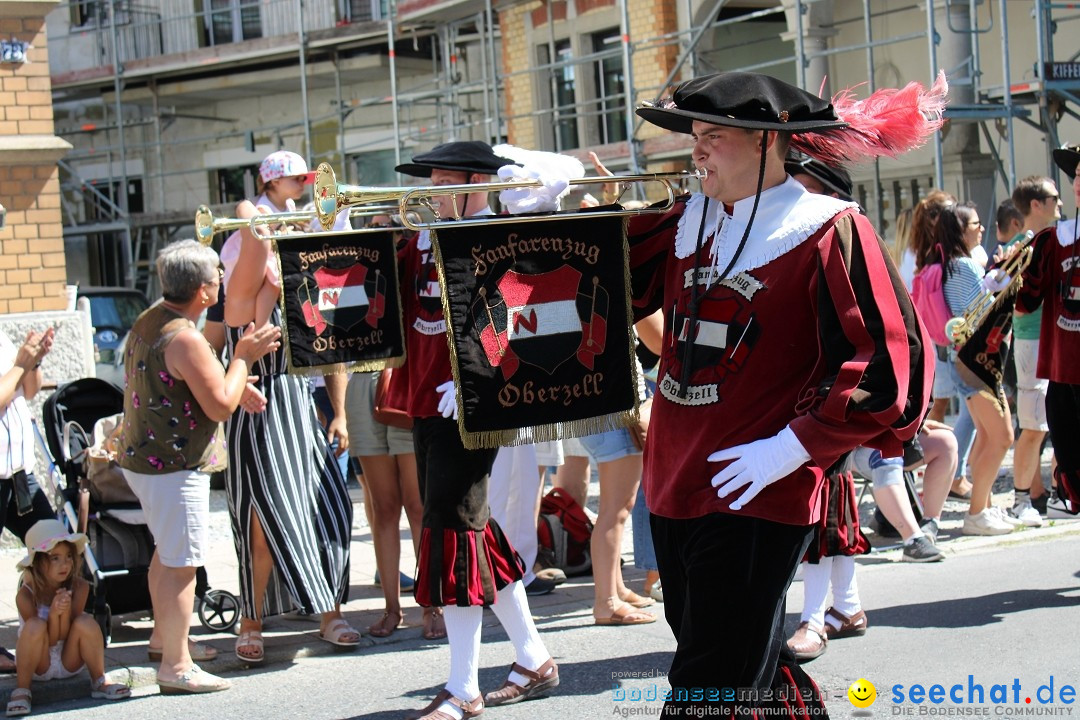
[0,1,71,314]
[501,0,679,149]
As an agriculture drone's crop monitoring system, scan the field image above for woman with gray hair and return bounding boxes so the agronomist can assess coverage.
[118,240,280,694]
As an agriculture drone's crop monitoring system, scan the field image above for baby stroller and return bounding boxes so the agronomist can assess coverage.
[39,377,240,645]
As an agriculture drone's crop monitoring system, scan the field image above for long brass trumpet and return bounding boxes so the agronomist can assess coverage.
[945,230,1035,348]
[194,204,402,244]
[313,161,701,231]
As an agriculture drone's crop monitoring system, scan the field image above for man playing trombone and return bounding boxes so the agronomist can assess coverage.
[394,141,559,720]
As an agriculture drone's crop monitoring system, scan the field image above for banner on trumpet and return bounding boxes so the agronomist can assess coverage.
[274,230,405,375]
[433,210,640,449]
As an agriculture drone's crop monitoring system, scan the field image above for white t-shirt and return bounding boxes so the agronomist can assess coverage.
[0,334,35,477]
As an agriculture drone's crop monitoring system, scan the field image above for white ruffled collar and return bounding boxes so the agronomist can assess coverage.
[417,206,495,251]
[674,177,857,275]
[1058,218,1077,248]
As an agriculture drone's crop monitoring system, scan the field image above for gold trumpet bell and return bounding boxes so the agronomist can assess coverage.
[195,205,216,245]
[314,162,341,231]
[944,316,967,346]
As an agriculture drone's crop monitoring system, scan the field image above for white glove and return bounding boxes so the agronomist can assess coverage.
[498,164,570,214]
[436,380,457,420]
[980,268,1011,294]
[708,426,811,511]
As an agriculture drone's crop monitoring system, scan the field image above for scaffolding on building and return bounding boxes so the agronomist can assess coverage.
[47,0,1080,295]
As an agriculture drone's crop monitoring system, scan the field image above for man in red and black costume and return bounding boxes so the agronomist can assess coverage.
[1017,143,1080,516]
[627,72,941,716]
[396,141,559,720]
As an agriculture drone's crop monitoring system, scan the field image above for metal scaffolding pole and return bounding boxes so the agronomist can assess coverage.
[999,0,1017,190]
[619,0,642,174]
[926,0,945,188]
[389,1,403,174]
[107,0,133,288]
[296,0,312,160]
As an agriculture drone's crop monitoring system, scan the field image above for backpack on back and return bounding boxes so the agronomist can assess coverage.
[910,262,952,347]
[536,488,593,577]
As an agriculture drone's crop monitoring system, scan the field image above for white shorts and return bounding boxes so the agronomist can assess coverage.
[123,468,210,568]
[30,642,83,682]
[1013,338,1049,432]
[534,438,589,466]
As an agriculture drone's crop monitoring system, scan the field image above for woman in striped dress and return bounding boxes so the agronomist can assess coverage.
[222,152,358,662]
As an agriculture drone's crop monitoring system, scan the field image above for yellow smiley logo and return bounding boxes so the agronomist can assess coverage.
[848,678,877,708]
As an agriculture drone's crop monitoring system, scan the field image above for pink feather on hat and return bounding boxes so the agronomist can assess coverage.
[792,70,949,166]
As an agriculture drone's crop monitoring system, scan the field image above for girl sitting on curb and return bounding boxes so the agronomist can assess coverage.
[7,519,130,716]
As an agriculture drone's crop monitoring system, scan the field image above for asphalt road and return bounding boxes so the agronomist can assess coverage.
[28,529,1080,720]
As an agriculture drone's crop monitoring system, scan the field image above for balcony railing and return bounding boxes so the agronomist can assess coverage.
[50,0,387,75]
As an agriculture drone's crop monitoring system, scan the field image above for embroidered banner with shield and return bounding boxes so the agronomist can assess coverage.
[432,212,639,449]
[275,230,405,374]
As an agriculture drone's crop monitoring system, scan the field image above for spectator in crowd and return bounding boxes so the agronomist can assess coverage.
[119,239,280,693]
[226,151,358,664]
[912,191,1017,535]
[1006,177,1062,525]
[0,325,58,674]
[9,520,130,715]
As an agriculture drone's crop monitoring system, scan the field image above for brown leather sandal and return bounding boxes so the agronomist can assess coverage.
[824,607,868,639]
[367,609,404,638]
[422,607,447,640]
[404,689,484,720]
[786,621,827,662]
[484,658,560,706]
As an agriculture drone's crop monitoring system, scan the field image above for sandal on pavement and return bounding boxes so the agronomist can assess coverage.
[367,609,404,639]
[619,590,656,609]
[824,607,868,639]
[5,689,30,717]
[319,617,361,647]
[787,622,827,662]
[594,603,656,626]
[422,607,447,640]
[157,664,232,695]
[484,658,560,706]
[148,640,218,663]
[404,689,484,720]
[235,629,264,663]
[91,676,132,701]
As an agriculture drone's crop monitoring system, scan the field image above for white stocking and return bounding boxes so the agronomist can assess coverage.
[800,558,832,629]
[489,581,549,686]
[441,605,482,718]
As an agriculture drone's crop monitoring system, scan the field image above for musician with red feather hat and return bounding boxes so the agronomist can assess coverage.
[624,71,946,716]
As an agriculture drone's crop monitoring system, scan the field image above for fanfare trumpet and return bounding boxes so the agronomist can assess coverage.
[313,162,702,231]
[193,203,403,244]
[944,230,1035,348]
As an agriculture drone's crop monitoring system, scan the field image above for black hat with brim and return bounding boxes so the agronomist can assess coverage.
[1052,144,1080,181]
[395,140,518,178]
[785,154,854,201]
[636,71,849,134]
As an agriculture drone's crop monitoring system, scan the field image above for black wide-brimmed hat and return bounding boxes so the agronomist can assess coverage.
[395,140,518,178]
[1053,143,1080,180]
[785,153,853,201]
[636,71,849,134]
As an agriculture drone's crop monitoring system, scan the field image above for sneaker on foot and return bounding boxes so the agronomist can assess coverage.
[989,506,1023,527]
[1008,499,1043,527]
[1047,495,1076,519]
[902,535,945,563]
[962,508,1015,536]
[919,517,940,544]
